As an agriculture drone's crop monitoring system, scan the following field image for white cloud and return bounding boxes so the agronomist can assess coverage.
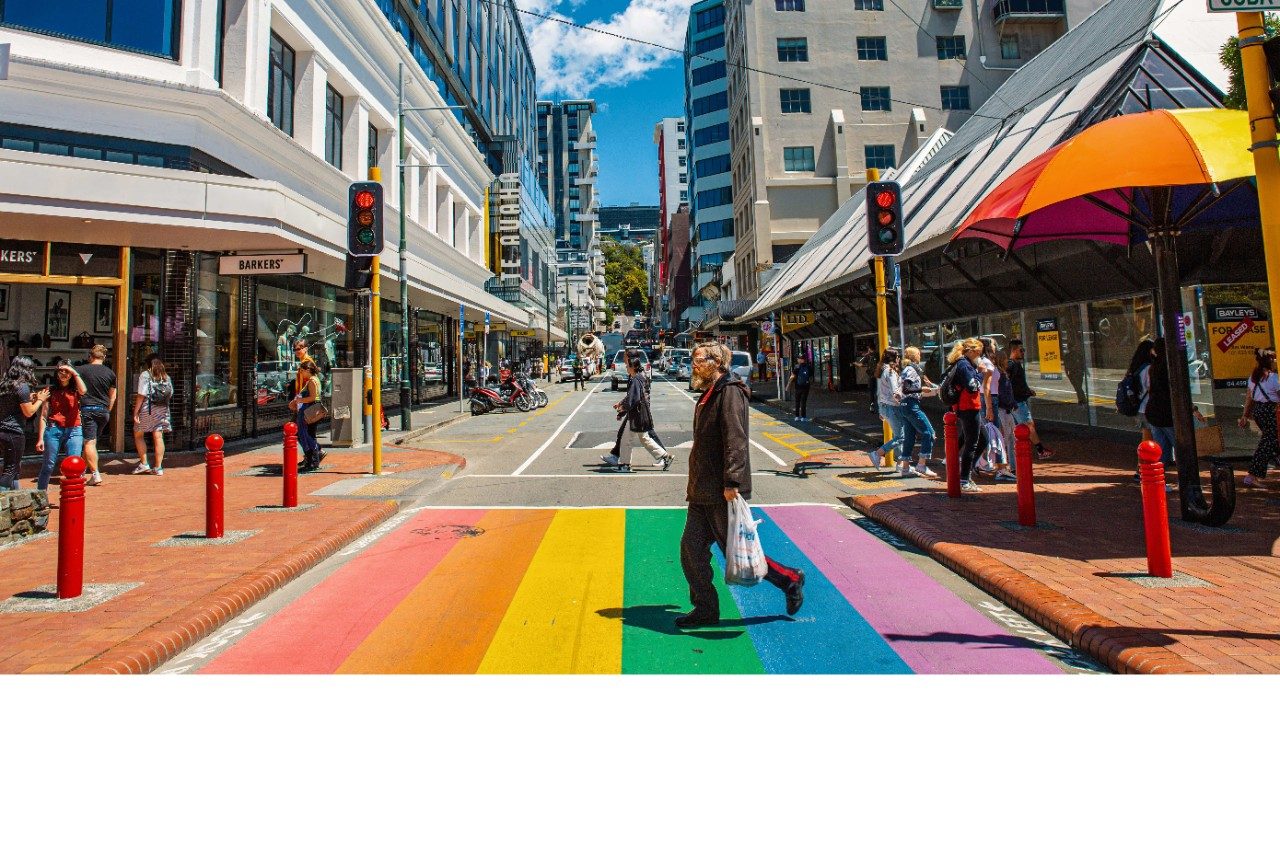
[521,0,690,97]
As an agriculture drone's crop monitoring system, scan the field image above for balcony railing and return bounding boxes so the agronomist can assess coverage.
[933,0,961,8]
[993,0,1064,22]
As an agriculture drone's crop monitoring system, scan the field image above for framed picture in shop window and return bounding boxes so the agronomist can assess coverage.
[94,291,114,334]
[0,284,9,321]
[45,288,71,342]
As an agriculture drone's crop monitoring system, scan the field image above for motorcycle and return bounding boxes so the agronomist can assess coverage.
[469,380,534,415]
[518,374,549,408]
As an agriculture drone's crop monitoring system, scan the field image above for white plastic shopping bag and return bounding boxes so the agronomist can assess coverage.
[982,419,1006,466]
[724,496,768,586]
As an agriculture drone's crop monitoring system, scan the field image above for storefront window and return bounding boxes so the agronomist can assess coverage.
[380,301,403,393]
[414,311,448,401]
[1190,282,1274,454]
[1024,305,1089,426]
[194,257,238,408]
[255,275,354,404]
[1087,295,1156,431]
[129,249,165,388]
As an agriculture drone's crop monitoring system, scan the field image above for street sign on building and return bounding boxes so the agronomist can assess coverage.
[218,252,307,275]
[781,311,817,334]
[1207,1,1280,11]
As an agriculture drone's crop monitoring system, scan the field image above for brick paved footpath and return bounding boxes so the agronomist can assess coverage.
[0,438,463,674]
[794,431,1280,674]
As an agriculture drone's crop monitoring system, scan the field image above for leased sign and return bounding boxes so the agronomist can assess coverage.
[1207,303,1272,389]
[218,252,307,275]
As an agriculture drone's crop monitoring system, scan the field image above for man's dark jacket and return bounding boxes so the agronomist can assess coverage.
[687,371,752,504]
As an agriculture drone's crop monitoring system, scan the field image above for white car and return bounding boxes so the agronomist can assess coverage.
[610,349,650,391]
[677,355,692,381]
[664,348,690,375]
[730,351,754,385]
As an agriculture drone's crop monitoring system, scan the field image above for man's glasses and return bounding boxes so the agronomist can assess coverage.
[693,356,718,364]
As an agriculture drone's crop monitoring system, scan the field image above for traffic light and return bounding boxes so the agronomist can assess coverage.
[347,181,383,257]
[344,253,373,291]
[866,180,904,256]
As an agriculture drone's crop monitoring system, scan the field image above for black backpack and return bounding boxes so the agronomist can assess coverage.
[997,372,1016,412]
[1115,371,1143,417]
[938,362,962,407]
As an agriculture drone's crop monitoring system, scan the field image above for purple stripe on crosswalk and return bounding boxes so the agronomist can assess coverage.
[764,505,1064,674]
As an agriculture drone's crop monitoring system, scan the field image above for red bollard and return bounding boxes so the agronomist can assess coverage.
[1014,424,1036,527]
[283,421,299,509]
[205,433,224,539]
[943,411,961,498]
[1138,440,1173,578]
[57,455,87,599]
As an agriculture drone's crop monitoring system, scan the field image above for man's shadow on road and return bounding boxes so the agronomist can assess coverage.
[597,605,791,639]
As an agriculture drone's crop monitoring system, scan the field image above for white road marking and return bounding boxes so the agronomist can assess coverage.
[458,473,686,479]
[511,382,602,476]
[416,502,844,510]
[564,431,581,450]
[667,378,789,466]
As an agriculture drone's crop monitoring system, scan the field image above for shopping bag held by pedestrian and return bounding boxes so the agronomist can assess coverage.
[724,496,768,586]
[304,402,329,425]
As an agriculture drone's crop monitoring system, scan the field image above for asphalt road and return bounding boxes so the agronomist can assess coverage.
[156,375,1105,674]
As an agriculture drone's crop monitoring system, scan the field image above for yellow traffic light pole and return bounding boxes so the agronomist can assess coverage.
[369,166,383,475]
[1237,12,1280,345]
[868,167,893,464]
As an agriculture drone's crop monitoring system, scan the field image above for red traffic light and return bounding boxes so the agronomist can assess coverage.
[354,190,376,209]
[875,190,897,208]
[877,210,895,226]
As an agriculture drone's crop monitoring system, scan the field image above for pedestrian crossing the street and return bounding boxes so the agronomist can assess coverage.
[199,505,1066,675]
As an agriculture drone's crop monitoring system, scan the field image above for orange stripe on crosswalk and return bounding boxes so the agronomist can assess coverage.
[337,509,555,673]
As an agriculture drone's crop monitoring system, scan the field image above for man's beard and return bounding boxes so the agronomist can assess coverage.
[690,370,718,391]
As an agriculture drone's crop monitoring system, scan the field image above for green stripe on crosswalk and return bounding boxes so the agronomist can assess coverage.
[621,509,764,674]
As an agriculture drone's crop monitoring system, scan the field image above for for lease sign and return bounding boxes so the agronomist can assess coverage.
[1207,304,1272,389]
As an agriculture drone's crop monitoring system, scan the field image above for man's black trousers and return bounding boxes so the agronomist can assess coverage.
[794,384,811,418]
[680,501,799,616]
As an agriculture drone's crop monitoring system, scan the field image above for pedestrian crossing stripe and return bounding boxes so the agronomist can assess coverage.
[200,506,1066,675]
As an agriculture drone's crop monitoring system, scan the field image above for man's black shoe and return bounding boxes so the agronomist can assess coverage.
[675,610,720,629]
[785,570,806,616]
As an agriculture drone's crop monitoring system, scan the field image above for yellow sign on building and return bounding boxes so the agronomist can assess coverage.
[1208,304,1272,389]
[1036,318,1063,380]
[781,311,817,334]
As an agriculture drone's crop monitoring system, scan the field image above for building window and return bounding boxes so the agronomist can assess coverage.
[695,154,730,177]
[677,138,686,149]
[692,91,729,116]
[679,171,688,183]
[860,86,891,112]
[854,0,884,8]
[0,0,183,59]
[775,0,805,10]
[267,30,296,136]
[368,125,379,174]
[678,156,687,167]
[693,122,730,146]
[691,60,727,85]
[856,36,888,61]
[779,88,811,114]
[325,86,344,169]
[677,120,685,132]
[697,186,733,208]
[865,144,895,171]
[783,146,815,172]
[699,219,735,240]
[776,37,808,62]
[941,85,971,110]
[679,189,688,201]
[1000,34,1020,60]
[695,6,725,31]
[936,35,965,59]
[694,33,725,54]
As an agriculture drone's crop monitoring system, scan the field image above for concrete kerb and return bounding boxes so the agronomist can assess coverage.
[70,500,399,675]
[849,493,1209,675]
[392,410,470,445]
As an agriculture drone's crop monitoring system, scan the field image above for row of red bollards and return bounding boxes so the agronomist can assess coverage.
[54,423,303,599]
[941,412,1171,577]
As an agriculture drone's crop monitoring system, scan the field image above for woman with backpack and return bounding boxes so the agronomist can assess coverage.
[35,362,88,491]
[1239,347,1279,488]
[867,348,904,470]
[1139,338,1177,491]
[943,338,990,493]
[0,356,50,490]
[897,346,937,478]
[133,358,174,475]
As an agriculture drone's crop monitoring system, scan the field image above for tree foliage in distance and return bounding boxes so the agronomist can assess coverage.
[601,237,649,318]
[1219,15,1280,110]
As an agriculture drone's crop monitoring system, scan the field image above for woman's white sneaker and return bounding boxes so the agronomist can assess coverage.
[132,463,150,475]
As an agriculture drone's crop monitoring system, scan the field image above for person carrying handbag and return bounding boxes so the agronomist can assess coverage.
[289,360,325,471]
[611,356,671,472]
[1239,347,1279,488]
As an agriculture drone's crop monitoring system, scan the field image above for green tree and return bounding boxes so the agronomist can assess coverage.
[1219,15,1280,109]
[601,237,649,317]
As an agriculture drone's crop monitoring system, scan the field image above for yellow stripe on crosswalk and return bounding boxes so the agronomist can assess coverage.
[478,509,625,674]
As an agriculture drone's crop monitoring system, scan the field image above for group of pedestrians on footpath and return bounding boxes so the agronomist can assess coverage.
[859,336,1053,493]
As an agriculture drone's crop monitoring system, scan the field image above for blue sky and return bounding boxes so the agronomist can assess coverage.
[520,0,690,206]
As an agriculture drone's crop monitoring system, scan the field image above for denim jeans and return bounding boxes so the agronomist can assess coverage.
[899,397,935,461]
[38,423,84,490]
[876,403,905,456]
[1142,418,1176,465]
[296,406,320,455]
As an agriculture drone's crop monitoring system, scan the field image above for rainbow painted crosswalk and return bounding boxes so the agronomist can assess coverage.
[201,505,1065,675]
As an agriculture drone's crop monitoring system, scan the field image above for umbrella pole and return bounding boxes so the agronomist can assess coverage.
[1151,220,1235,526]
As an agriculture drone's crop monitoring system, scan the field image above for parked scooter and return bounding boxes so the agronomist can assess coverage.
[470,380,534,415]
[518,373,549,408]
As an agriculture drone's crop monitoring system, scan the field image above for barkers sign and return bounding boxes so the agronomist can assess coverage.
[0,240,45,274]
[218,252,307,275]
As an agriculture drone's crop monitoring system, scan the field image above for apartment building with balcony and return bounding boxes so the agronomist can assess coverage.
[723,0,1105,300]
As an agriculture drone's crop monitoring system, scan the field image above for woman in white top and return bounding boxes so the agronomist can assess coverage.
[868,348,904,470]
[1239,347,1279,488]
[132,357,173,475]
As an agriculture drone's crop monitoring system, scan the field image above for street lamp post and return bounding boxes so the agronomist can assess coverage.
[397,63,468,431]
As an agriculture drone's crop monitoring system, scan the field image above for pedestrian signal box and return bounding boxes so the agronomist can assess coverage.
[866,180,904,256]
[348,181,384,257]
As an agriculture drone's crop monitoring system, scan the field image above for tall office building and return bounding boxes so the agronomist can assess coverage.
[537,99,603,330]
[653,118,689,332]
[723,0,1106,299]
[684,0,734,325]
